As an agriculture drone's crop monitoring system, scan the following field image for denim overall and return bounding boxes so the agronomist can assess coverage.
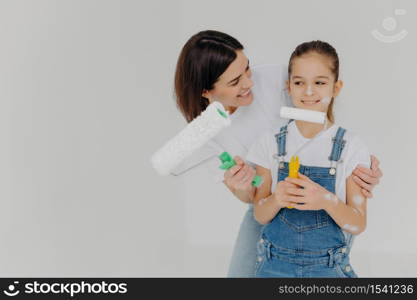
[255,122,357,278]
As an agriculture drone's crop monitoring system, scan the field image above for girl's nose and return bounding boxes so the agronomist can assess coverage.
[305,85,313,96]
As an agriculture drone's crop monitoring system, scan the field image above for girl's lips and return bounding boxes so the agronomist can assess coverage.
[301,99,320,105]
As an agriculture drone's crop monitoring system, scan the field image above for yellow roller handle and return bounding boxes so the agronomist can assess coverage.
[287,155,300,209]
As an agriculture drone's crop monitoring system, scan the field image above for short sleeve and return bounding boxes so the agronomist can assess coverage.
[246,132,274,170]
[344,135,371,178]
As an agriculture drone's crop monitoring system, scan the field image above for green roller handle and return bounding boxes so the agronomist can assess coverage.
[218,152,263,187]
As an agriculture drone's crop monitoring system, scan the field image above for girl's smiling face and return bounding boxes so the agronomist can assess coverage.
[287,52,343,114]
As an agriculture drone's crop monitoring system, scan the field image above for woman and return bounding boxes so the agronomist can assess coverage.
[172,30,382,277]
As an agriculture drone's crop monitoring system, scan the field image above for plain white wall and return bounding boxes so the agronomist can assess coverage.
[0,0,416,277]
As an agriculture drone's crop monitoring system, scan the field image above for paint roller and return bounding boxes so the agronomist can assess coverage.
[151,101,230,175]
[280,106,326,125]
[151,101,263,187]
[279,106,327,208]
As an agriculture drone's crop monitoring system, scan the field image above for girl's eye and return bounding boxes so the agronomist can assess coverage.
[316,81,326,85]
[231,80,239,86]
[294,81,303,86]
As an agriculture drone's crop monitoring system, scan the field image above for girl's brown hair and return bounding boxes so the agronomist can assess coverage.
[174,30,244,122]
[288,40,339,123]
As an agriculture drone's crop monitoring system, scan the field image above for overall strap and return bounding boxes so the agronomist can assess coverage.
[328,127,347,162]
[329,127,353,247]
[274,120,293,157]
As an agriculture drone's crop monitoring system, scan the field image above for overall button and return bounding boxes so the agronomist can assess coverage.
[260,239,264,243]
[341,247,347,253]
[329,168,336,175]
[345,265,351,272]
[257,256,263,262]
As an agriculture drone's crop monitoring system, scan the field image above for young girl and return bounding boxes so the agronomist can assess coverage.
[246,41,370,277]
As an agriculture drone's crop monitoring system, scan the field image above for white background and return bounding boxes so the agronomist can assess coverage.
[0,0,416,277]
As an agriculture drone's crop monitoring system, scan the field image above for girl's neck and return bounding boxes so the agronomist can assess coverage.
[295,119,333,139]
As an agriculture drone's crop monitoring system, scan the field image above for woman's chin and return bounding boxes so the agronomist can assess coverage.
[236,94,254,106]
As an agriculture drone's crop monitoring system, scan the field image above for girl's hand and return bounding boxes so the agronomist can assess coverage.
[352,155,383,198]
[284,173,333,211]
[223,156,256,193]
[272,180,301,209]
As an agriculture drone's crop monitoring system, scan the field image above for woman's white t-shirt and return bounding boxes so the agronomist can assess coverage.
[246,121,371,203]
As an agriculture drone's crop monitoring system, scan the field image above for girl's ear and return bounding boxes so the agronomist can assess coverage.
[333,80,344,97]
[286,80,291,93]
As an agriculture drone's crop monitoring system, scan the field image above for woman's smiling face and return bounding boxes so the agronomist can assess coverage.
[287,52,343,113]
[202,50,254,113]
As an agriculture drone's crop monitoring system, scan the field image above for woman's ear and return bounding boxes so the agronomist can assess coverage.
[202,90,215,103]
[202,89,210,99]
[333,80,344,97]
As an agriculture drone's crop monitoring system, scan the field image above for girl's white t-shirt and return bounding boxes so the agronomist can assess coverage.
[246,121,371,203]
[171,64,291,180]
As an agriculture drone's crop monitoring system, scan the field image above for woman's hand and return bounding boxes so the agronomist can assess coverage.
[223,156,256,193]
[284,173,334,211]
[352,155,383,198]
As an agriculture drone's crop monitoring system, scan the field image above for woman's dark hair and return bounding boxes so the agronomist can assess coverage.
[174,30,244,122]
[288,40,339,123]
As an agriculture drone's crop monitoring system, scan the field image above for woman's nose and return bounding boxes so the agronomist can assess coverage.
[242,74,254,89]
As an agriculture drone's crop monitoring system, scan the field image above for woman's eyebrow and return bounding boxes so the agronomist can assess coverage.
[316,76,330,79]
[227,60,250,84]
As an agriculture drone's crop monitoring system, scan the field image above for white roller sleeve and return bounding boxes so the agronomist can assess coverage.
[151,101,231,175]
[280,106,326,124]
